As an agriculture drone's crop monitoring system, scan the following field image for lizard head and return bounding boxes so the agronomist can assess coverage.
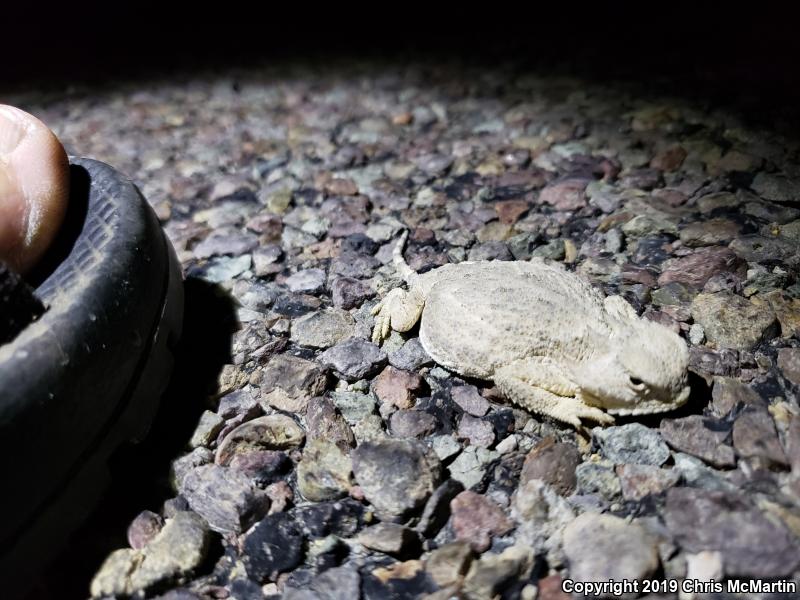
[571,313,691,416]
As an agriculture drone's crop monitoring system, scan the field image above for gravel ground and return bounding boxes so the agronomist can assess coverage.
[8,60,800,599]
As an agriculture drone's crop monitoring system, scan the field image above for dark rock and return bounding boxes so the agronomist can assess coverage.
[520,438,581,495]
[331,276,375,309]
[0,262,44,344]
[330,251,380,279]
[660,416,735,468]
[467,241,513,261]
[318,338,387,381]
[272,293,322,317]
[193,231,259,259]
[341,233,379,255]
[242,513,305,582]
[215,414,305,466]
[216,389,260,420]
[415,479,465,538]
[283,565,361,600]
[664,487,800,577]
[228,450,290,485]
[297,439,352,502]
[732,408,788,466]
[352,438,441,518]
[180,464,269,534]
[291,499,365,539]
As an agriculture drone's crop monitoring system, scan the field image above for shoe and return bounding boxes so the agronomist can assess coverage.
[0,158,184,594]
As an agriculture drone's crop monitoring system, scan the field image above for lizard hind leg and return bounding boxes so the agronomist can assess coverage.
[370,287,425,343]
[494,358,615,428]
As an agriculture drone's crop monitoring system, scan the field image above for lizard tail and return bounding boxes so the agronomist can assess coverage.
[392,229,418,285]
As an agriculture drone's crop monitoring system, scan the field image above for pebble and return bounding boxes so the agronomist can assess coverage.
[450,385,491,417]
[615,464,680,501]
[777,347,800,385]
[284,268,327,294]
[563,513,659,595]
[751,172,800,203]
[448,446,499,490]
[351,438,441,518]
[179,464,269,534]
[594,423,670,466]
[373,365,424,409]
[660,415,735,468]
[664,487,800,577]
[290,308,355,349]
[357,523,421,557]
[390,409,439,439]
[297,439,353,502]
[388,337,434,371]
[575,460,621,500]
[318,338,387,381]
[691,292,778,350]
[305,396,355,449]
[331,276,375,309]
[242,513,305,582]
[519,438,581,496]
[538,178,588,211]
[187,410,225,449]
[457,414,496,448]
[462,544,534,600]
[215,414,305,466]
[424,541,473,587]
[126,510,164,550]
[732,408,788,466]
[657,247,745,288]
[258,354,328,411]
[450,490,514,552]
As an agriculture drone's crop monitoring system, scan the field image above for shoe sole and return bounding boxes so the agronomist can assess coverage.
[0,158,184,594]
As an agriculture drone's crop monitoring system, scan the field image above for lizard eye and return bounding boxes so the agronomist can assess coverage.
[629,376,645,389]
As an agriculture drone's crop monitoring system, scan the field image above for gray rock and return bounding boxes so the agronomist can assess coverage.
[351,438,441,518]
[329,390,377,423]
[448,446,499,490]
[285,268,327,294]
[318,338,387,381]
[193,232,259,259]
[388,337,434,371]
[730,235,800,265]
[467,241,513,262]
[290,308,355,349]
[357,523,420,556]
[778,347,800,385]
[179,464,269,534]
[202,255,252,282]
[679,218,740,247]
[575,460,621,500]
[751,172,800,203]
[594,423,670,466]
[563,513,659,595]
[170,447,213,491]
[660,415,736,468]
[297,439,352,502]
[252,245,284,277]
[416,479,465,538]
[330,251,380,279]
[664,487,800,577]
[531,239,566,261]
[691,292,779,350]
[216,388,260,420]
[425,541,474,587]
[450,385,490,417]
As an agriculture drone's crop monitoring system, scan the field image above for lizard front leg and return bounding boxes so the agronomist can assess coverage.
[494,357,615,428]
[371,286,425,343]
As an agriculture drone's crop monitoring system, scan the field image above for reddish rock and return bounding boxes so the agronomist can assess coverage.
[494,200,530,224]
[538,574,571,600]
[778,348,800,386]
[450,491,513,552]
[520,438,581,495]
[538,178,589,211]
[733,409,788,467]
[374,366,425,409]
[457,414,495,448]
[650,144,687,171]
[660,415,735,468]
[657,246,746,288]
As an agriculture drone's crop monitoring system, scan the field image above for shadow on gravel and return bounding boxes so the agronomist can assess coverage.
[28,277,239,600]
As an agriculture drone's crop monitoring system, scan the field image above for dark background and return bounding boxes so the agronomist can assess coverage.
[5,4,799,130]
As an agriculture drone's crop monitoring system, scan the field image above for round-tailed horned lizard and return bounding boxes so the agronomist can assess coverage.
[372,232,691,428]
